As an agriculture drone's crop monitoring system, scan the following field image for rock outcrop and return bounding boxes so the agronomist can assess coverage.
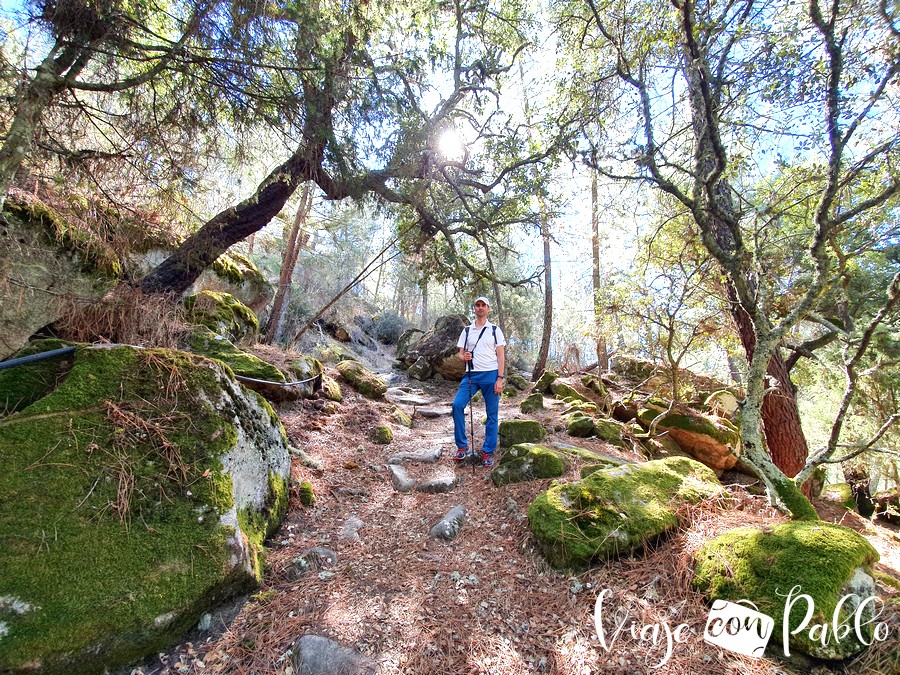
[183,290,259,343]
[0,342,290,674]
[336,360,387,399]
[401,315,468,380]
[637,404,740,473]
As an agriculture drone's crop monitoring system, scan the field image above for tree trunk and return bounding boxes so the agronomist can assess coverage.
[591,170,610,372]
[729,286,810,480]
[141,151,313,295]
[532,214,552,381]
[0,43,91,208]
[264,184,313,344]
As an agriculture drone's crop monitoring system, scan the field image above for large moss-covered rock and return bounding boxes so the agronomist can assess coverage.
[693,522,880,660]
[528,457,722,568]
[336,360,387,399]
[490,444,566,486]
[637,404,740,472]
[0,344,290,674]
[0,339,76,415]
[320,375,343,402]
[507,372,530,391]
[565,414,595,438]
[593,418,626,446]
[186,327,293,401]
[820,483,856,510]
[498,419,546,447]
[199,250,273,314]
[580,374,608,399]
[519,392,544,414]
[183,290,259,343]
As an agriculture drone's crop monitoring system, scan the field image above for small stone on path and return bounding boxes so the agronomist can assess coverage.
[387,446,443,464]
[290,634,376,675]
[387,465,416,493]
[430,505,467,540]
[416,476,458,494]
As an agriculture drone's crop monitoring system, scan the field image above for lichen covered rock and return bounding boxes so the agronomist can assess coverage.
[288,356,324,398]
[490,444,567,486]
[0,344,290,674]
[320,375,343,402]
[528,457,722,568]
[693,522,880,660]
[335,360,387,399]
[183,290,259,343]
[565,414,595,438]
[550,380,589,403]
[371,424,394,444]
[821,483,856,510]
[593,418,626,446]
[520,392,544,414]
[498,419,546,447]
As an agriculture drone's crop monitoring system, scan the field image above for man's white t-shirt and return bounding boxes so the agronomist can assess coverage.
[457,321,506,372]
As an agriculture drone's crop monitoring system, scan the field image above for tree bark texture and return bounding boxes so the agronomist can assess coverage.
[591,170,609,372]
[729,286,809,479]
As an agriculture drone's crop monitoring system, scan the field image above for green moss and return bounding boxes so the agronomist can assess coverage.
[507,373,529,390]
[566,415,595,438]
[693,522,880,659]
[490,444,566,486]
[298,480,316,506]
[336,360,386,399]
[528,457,722,568]
[580,374,607,398]
[321,375,343,402]
[550,381,589,403]
[637,407,739,447]
[0,345,259,674]
[236,471,289,580]
[519,392,544,414]
[390,406,412,427]
[188,326,285,382]
[371,424,393,444]
[581,462,617,478]
[209,251,267,288]
[532,370,558,393]
[184,291,259,342]
[821,483,856,509]
[0,340,77,416]
[593,418,625,446]
[498,419,546,447]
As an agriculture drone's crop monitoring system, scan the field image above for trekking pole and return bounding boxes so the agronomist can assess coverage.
[467,357,476,475]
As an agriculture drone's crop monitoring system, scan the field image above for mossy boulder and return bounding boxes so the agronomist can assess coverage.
[288,356,324,398]
[519,392,544,414]
[0,339,76,415]
[371,424,394,444]
[183,290,259,343]
[0,344,290,674]
[498,419,546,447]
[593,418,626,446]
[320,375,343,402]
[580,374,608,399]
[637,404,740,472]
[550,380,589,403]
[200,250,272,314]
[528,457,722,568]
[532,369,558,393]
[507,373,530,391]
[490,444,567,486]
[336,360,387,399]
[550,442,623,465]
[581,462,618,478]
[566,415,595,438]
[316,343,357,364]
[820,483,856,510]
[186,327,293,402]
[693,522,880,660]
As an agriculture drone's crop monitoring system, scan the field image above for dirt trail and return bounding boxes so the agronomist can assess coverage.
[136,371,900,675]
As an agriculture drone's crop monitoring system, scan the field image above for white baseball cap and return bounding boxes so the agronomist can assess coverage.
[473,296,490,306]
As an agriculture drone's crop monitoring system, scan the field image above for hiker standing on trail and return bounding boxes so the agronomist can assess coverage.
[452,296,506,467]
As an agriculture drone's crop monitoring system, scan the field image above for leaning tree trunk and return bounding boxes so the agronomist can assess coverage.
[141,150,312,295]
[729,287,810,481]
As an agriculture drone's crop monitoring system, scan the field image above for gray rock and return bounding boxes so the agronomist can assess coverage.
[385,387,434,406]
[388,447,443,464]
[417,407,452,418]
[339,516,366,542]
[291,634,377,675]
[416,476,458,494]
[430,505,467,540]
[407,356,433,381]
[387,465,416,493]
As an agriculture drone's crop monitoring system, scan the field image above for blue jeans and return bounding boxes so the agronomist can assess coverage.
[452,369,500,454]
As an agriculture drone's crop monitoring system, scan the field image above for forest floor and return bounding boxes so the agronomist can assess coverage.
[132,352,900,675]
